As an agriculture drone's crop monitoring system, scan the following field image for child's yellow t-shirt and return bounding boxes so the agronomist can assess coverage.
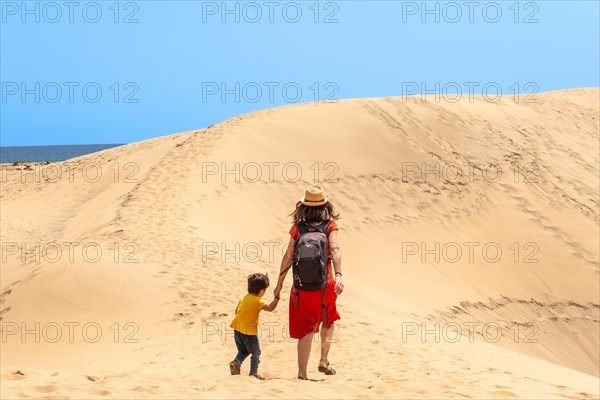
[230,294,267,336]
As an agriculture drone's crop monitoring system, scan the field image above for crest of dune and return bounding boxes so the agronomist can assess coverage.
[1,88,598,399]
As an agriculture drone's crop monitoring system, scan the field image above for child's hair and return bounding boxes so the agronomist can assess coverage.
[289,202,340,224]
[247,273,270,295]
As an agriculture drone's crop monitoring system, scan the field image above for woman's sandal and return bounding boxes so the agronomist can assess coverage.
[318,359,336,375]
[297,375,308,380]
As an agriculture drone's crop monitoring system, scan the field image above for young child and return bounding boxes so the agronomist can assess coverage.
[229,273,279,380]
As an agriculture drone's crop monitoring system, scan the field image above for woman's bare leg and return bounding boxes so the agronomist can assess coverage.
[320,323,335,365]
[297,332,315,379]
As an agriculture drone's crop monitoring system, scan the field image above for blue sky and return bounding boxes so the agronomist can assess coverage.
[1,1,599,146]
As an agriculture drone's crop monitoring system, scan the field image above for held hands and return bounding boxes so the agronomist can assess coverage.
[265,292,281,312]
[334,274,344,295]
[273,284,283,299]
[273,278,343,296]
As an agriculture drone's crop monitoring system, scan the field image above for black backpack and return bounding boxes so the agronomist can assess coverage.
[291,221,332,291]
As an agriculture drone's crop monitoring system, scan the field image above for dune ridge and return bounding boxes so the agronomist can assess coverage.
[1,88,599,399]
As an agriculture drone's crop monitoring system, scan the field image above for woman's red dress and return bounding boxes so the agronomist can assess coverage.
[288,221,341,339]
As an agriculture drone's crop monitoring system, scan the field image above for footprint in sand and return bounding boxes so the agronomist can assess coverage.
[32,384,58,393]
[491,390,517,398]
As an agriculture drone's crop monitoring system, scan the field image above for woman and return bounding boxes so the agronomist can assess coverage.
[273,184,344,380]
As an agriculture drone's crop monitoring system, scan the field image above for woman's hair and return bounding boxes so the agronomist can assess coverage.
[289,202,340,225]
[247,273,270,295]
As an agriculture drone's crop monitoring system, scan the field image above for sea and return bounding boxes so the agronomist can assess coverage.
[0,144,125,163]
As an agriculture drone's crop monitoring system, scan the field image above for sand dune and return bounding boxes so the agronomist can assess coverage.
[1,88,599,399]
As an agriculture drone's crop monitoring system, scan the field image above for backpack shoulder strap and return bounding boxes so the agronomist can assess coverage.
[298,220,332,235]
[321,220,332,236]
[297,223,309,235]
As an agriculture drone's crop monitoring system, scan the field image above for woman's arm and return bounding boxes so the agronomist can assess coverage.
[274,236,295,298]
[329,230,342,274]
[328,230,344,295]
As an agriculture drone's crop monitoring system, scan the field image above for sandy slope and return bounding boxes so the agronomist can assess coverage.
[1,88,599,399]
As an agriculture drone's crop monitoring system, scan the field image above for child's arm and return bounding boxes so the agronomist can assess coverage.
[261,296,280,312]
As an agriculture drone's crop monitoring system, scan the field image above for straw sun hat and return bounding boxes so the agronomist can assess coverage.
[300,184,329,206]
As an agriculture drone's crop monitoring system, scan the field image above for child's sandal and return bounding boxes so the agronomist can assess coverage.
[229,360,241,375]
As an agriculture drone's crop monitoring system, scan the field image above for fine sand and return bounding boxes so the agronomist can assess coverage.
[1,89,599,399]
